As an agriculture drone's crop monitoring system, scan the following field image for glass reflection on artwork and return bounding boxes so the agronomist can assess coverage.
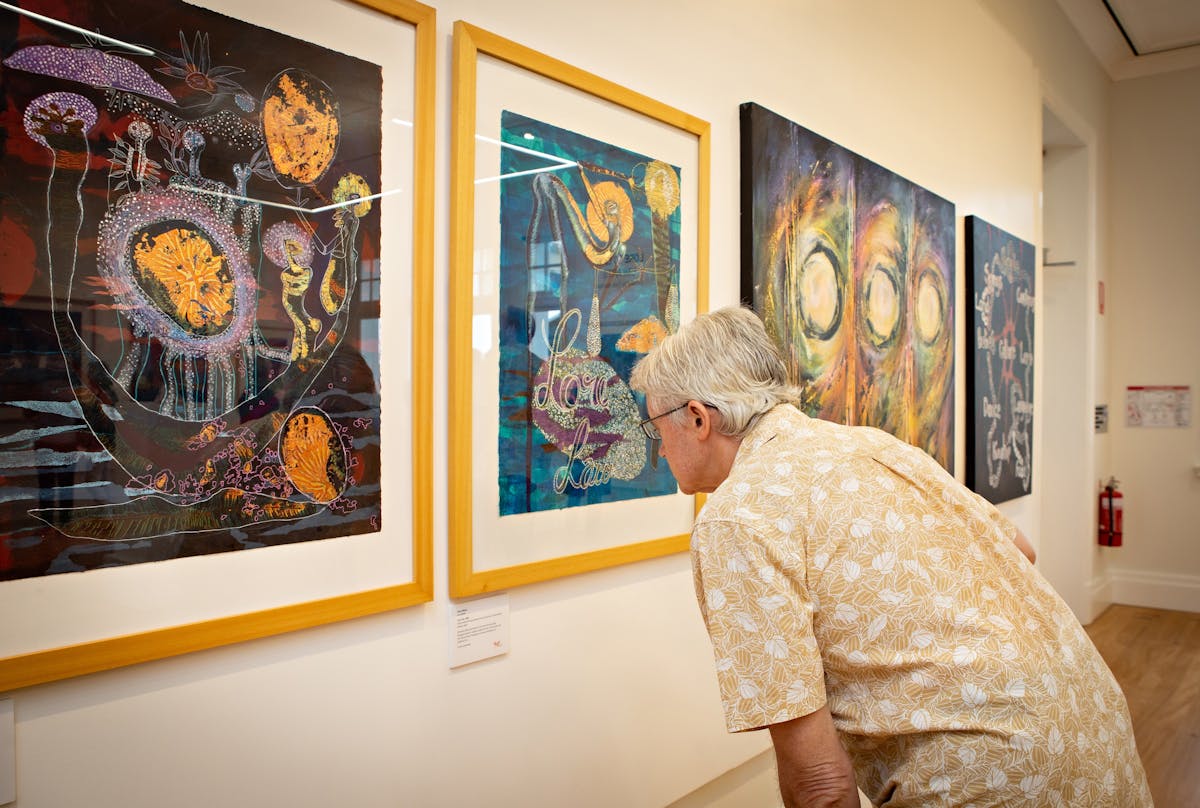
[740,103,954,470]
[496,111,681,515]
[0,1,383,580]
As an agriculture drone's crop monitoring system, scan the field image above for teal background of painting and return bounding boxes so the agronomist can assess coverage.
[497,110,680,516]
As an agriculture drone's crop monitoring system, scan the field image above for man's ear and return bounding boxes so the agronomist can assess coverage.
[690,400,713,439]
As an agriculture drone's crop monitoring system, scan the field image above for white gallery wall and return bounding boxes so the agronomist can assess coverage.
[1107,64,1200,610]
[2,0,1181,806]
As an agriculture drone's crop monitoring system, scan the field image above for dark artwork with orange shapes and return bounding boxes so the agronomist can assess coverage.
[0,1,383,580]
[740,102,955,471]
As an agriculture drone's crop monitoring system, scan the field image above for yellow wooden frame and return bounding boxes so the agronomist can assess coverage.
[449,21,711,598]
[0,0,436,693]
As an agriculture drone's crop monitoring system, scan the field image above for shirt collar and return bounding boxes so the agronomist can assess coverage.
[735,404,800,457]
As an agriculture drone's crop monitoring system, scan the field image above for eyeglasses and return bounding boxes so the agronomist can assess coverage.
[638,402,713,441]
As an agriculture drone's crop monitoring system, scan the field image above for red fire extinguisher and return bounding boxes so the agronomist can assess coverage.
[1098,477,1123,547]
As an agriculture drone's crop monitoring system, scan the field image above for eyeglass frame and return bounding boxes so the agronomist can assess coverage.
[638,401,714,441]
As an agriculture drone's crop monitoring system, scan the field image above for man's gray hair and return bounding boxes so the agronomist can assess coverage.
[630,305,800,439]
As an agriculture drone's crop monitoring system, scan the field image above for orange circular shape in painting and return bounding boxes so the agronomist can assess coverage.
[279,408,347,504]
[262,69,340,186]
[131,222,235,336]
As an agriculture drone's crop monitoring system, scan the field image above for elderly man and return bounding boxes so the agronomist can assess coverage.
[630,306,1151,807]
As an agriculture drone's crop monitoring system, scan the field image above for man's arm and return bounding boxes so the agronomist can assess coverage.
[1012,528,1036,564]
[768,704,861,808]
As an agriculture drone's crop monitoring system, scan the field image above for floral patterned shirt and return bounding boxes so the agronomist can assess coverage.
[691,405,1152,807]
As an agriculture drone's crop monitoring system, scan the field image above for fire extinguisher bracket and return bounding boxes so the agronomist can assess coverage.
[1098,477,1124,547]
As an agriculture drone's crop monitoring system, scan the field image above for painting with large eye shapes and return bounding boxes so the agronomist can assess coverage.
[965,216,1034,503]
[497,110,681,515]
[0,0,383,581]
[740,103,955,471]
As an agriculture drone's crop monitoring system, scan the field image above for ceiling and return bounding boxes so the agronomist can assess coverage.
[1056,0,1200,80]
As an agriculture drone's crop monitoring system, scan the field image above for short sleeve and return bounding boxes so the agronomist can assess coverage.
[691,518,826,732]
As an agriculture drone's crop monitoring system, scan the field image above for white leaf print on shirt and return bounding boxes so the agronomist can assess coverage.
[758,565,776,584]
[910,709,931,730]
[1020,774,1047,799]
[879,589,908,605]
[757,595,788,612]
[715,657,734,672]
[851,518,872,539]
[872,551,896,573]
[733,482,751,497]
[910,629,935,649]
[734,612,759,631]
[921,513,937,528]
[1010,731,1034,752]
[1000,642,1019,660]
[833,603,859,623]
[953,646,978,665]
[911,670,938,688]
[957,746,976,765]
[885,510,906,532]
[866,615,887,641]
[813,552,829,571]
[737,680,760,699]
[774,518,793,533]
[930,775,951,796]
[954,608,981,627]
[841,477,860,493]
[706,589,727,611]
[1005,679,1027,699]
[764,636,789,659]
[1048,726,1065,754]
[811,487,828,504]
[962,682,987,707]
[842,559,862,582]
[986,768,1009,790]
[988,614,1014,631]
[727,552,750,573]
[786,680,810,703]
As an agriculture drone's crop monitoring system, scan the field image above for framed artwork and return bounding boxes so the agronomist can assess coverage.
[965,216,1034,503]
[0,0,434,691]
[740,102,955,470]
[450,22,710,597]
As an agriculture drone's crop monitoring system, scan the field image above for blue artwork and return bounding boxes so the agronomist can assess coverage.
[496,111,681,515]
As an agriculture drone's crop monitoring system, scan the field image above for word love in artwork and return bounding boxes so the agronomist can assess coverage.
[530,309,625,495]
[532,309,611,413]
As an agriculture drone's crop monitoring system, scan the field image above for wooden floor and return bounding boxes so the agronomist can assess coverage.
[1085,604,1200,808]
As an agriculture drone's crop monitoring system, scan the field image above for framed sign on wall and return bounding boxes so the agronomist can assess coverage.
[0,0,435,691]
[449,21,710,597]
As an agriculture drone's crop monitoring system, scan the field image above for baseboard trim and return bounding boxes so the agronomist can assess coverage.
[1088,574,1113,623]
[1107,568,1200,613]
